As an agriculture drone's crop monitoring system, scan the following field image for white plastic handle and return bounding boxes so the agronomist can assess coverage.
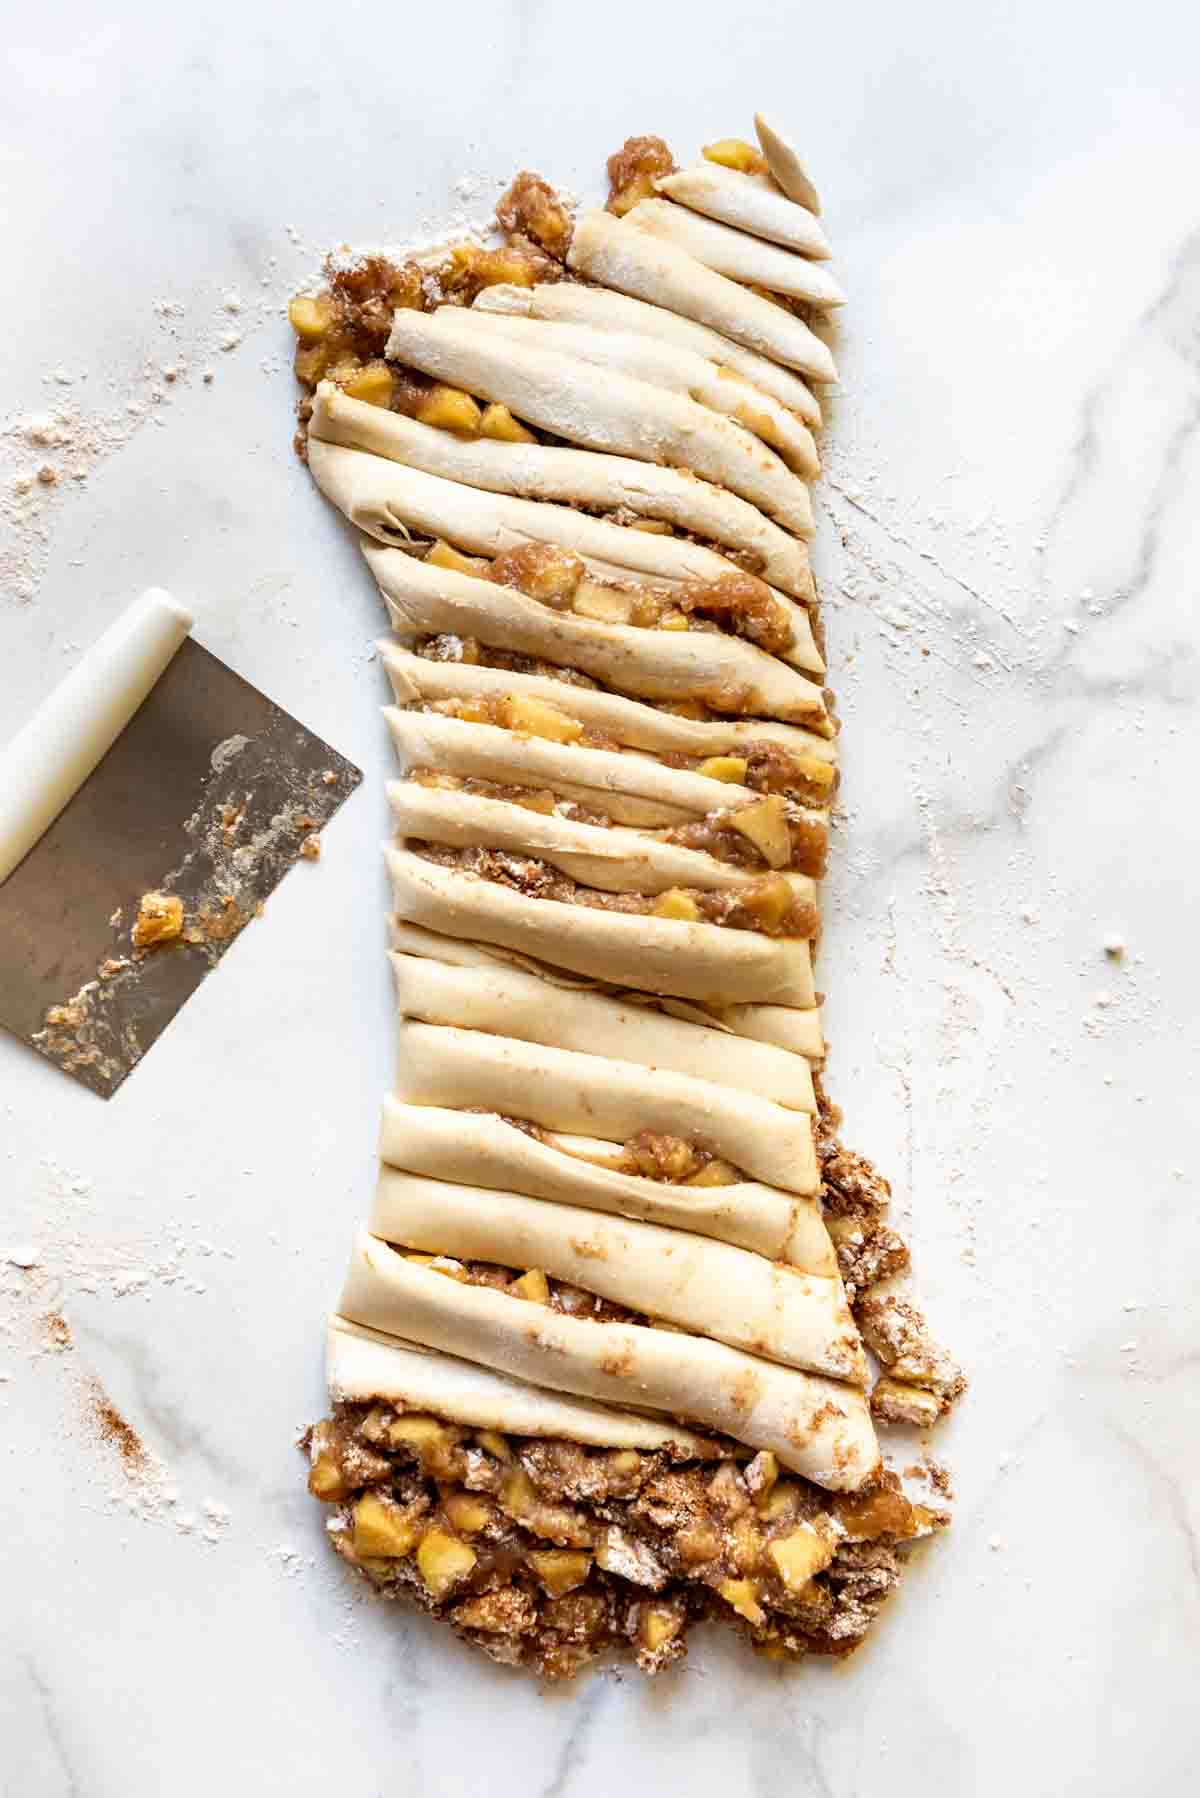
[0,588,194,885]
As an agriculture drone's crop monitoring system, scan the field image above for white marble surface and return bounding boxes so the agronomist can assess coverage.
[2,2,1198,1792]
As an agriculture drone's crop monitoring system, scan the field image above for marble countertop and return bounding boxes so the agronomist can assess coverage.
[2,3,1198,1793]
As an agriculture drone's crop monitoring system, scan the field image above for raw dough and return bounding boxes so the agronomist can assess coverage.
[0,588,192,885]
[338,1231,880,1489]
[567,209,837,384]
[385,306,815,536]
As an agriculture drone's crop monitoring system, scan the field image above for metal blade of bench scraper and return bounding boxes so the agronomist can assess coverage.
[0,638,362,1097]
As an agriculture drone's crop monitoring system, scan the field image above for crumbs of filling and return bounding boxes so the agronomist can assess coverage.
[606,135,678,217]
[304,1401,943,1680]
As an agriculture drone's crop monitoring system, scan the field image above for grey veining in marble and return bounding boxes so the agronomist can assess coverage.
[2,3,1198,1794]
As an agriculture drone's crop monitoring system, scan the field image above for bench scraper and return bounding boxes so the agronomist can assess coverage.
[0,589,361,1097]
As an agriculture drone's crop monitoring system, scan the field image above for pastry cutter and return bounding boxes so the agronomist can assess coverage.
[0,589,362,1097]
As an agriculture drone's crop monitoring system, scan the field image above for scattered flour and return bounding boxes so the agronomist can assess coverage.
[0,1160,232,1544]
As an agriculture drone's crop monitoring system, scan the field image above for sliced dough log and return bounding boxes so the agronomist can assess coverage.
[382,645,835,772]
[755,113,821,215]
[385,306,814,537]
[388,781,822,902]
[307,439,821,675]
[367,542,831,732]
[655,163,828,257]
[567,209,836,385]
[388,846,816,1008]
[310,434,812,588]
[339,1231,880,1489]
[328,1315,719,1454]
[385,706,828,845]
[369,1174,862,1382]
[378,1097,834,1270]
[389,950,814,1109]
[393,1021,818,1194]
[388,917,827,1066]
[309,384,814,599]
[465,302,819,480]
[476,278,821,426]
[625,199,844,309]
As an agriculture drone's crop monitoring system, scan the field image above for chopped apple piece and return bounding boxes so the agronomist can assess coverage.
[759,1480,799,1522]
[307,1421,354,1501]
[717,1577,766,1626]
[415,384,482,435]
[500,693,583,743]
[388,1414,452,1451]
[638,1605,682,1651]
[510,1268,550,1304]
[404,1252,470,1281]
[340,361,393,407]
[731,1514,763,1574]
[729,795,792,868]
[427,538,490,577]
[683,1159,738,1187]
[767,1523,834,1593]
[417,1527,477,1600]
[479,402,536,443]
[741,873,796,929]
[527,1549,592,1596]
[499,1465,538,1522]
[698,755,748,784]
[132,891,183,949]
[703,138,768,174]
[653,889,700,922]
[288,294,333,341]
[352,1491,421,1559]
[795,754,836,794]
[571,581,635,624]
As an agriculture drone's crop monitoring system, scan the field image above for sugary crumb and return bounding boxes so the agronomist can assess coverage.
[6,1244,39,1269]
[1103,934,1126,960]
[132,891,184,950]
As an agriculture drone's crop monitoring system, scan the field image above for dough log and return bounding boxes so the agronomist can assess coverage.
[377,1096,835,1270]
[368,1172,864,1381]
[338,1231,881,1490]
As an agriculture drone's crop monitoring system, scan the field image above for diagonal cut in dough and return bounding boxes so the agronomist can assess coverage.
[338,1230,880,1487]
[386,306,817,535]
[567,208,837,384]
[623,198,845,309]
[309,382,816,598]
[655,161,828,255]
